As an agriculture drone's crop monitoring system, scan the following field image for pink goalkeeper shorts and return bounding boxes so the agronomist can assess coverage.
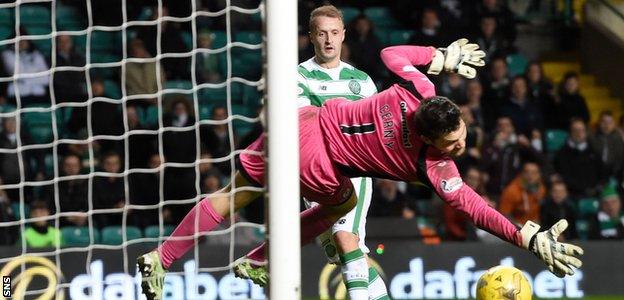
[238,106,353,206]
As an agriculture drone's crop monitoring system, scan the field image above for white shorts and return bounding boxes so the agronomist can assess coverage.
[305,177,372,264]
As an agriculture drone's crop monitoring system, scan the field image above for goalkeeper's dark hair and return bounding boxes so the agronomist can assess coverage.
[309,5,344,32]
[414,96,461,141]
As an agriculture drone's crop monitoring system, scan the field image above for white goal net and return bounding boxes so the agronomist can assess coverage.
[0,0,271,299]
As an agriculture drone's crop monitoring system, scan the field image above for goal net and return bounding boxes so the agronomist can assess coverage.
[0,0,287,299]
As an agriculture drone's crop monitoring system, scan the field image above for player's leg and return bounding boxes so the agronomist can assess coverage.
[138,171,261,300]
[235,188,358,286]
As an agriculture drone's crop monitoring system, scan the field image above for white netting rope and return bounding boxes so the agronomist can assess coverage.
[0,0,266,296]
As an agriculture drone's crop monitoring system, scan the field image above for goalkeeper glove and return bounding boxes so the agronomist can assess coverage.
[520,220,584,277]
[427,38,486,79]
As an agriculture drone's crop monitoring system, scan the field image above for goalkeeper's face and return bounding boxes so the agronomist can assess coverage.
[430,119,467,157]
[310,16,345,64]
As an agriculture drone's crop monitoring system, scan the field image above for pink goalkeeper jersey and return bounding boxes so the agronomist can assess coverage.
[318,46,523,246]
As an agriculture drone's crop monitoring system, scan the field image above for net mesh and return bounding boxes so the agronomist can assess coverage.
[0,0,265,297]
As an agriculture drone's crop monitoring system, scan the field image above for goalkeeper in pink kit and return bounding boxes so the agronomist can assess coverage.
[138,40,583,299]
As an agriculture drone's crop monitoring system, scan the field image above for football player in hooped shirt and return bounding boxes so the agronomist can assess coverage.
[137,39,583,299]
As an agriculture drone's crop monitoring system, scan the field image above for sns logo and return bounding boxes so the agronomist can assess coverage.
[441,177,463,193]
[0,256,64,300]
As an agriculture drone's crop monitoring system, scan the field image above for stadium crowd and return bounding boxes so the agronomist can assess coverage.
[0,0,623,248]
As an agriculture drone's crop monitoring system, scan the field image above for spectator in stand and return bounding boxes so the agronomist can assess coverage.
[198,151,225,184]
[499,75,544,137]
[0,179,18,245]
[67,77,123,153]
[0,117,27,202]
[455,105,484,170]
[129,153,165,228]
[540,180,578,240]
[464,80,486,128]
[163,98,197,222]
[482,116,542,196]
[201,105,232,175]
[345,15,383,82]
[443,167,484,241]
[93,152,129,228]
[53,154,89,227]
[369,179,414,218]
[474,0,516,44]
[439,73,466,103]
[196,31,222,84]
[472,14,511,62]
[137,6,189,80]
[545,72,589,130]
[480,56,509,131]
[1,27,49,105]
[499,161,546,225]
[24,200,62,248]
[589,184,624,240]
[126,38,161,106]
[409,7,448,48]
[590,111,624,180]
[54,34,88,103]
[201,173,222,194]
[554,118,603,199]
[525,61,554,105]
[127,105,156,168]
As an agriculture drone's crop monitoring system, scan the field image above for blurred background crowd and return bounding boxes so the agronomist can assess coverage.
[0,0,623,248]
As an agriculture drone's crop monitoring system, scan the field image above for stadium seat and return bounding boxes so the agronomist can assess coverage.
[0,26,13,40]
[144,105,162,127]
[507,53,529,77]
[29,125,54,144]
[234,31,262,45]
[19,5,51,27]
[101,226,143,245]
[62,226,100,247]
[389,30,415,46]
[199,87,227,103]
[0,104,16,113]
[210,31,227,49]
[144,225,175,238]
[339,6,361,24]
[544,129,568,152]
[0,8,14,27]
[374,30,390,47]
[10,202,29,220]
[91,53,121,64]
[181,31,192,50]
[103,80,122,99]
[363,7,399,29]
[90,31,121,53]
[56,5,84,31]
[578,198,599,217]
[165,80,193,91]
[576,219,590,240]
[242,84,261,106]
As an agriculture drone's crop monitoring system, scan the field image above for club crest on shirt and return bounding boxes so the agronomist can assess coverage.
[348,80,361,95]
[440,177,462,193]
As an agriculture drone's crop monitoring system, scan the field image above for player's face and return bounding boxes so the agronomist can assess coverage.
[310,16,345,64]
[432,119,467,157]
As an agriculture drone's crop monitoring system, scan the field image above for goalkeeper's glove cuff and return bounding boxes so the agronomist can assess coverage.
[520,220,541,251]
[426,49,445,76]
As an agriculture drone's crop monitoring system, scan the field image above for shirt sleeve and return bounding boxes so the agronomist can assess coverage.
[422,154,523,246]
[380,45,436,99]
[362,75,377,97]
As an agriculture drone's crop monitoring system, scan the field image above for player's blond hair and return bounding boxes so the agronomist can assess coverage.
[309,5,344,32]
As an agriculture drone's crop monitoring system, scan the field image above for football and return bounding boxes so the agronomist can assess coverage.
[476,266,532,300]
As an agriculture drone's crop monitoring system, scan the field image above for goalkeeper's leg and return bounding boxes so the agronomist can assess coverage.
[235,189,358,286]
[138,172,261,300]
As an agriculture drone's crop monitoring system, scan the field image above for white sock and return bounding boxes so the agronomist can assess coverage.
[339,249,369,300]
[368,267,389,300]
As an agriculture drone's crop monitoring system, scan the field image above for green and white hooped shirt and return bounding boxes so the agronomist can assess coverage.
[297,58,377,108]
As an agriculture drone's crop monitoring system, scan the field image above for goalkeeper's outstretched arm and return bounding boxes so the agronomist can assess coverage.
[380,45,437,99]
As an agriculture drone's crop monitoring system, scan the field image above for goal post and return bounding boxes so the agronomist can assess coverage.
[265,0,301,299]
